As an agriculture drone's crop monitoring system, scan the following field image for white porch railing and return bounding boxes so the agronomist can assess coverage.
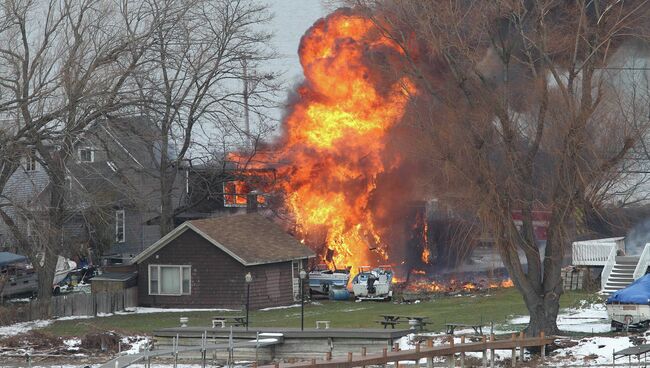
[601,245,620,291]
[633,243,650,280]
[572,238,624,266]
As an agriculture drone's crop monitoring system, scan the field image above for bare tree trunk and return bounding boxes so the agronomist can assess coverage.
[159,171,176,236]
[34,254,57,318]
[524,291,561,336]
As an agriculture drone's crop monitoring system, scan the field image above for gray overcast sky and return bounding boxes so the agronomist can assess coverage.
[233,0,329,143]
[267,0,328,84]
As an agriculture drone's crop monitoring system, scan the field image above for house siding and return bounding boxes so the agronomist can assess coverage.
[137,229,303,309]
[0,116,189,258]
[71,118,188,258]
[0,155,50,249]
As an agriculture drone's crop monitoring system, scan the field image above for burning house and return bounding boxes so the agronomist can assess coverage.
[163,159,277,225]
[216,9,518,294]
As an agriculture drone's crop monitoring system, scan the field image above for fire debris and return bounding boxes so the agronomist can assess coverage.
[399,278,514,294]
[393,270,515,301]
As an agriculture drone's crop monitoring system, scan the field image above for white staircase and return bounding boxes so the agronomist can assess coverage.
[572,238,650,295]
[602,256,639,295]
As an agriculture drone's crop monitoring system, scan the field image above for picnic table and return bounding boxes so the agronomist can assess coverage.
[377,315,430,330]
[212,315,247,328]
[445,322,484,335]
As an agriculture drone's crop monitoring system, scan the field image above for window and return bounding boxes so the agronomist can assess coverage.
[292,260,301,301]
[26,219,34,238]
[223,181,248,207]
[148,265,191,295]
[78,147,94,163]
[185,169,190,194]
[149,266,158,294]
[65,175,73,191]
[24,150,37,172]
[223,181,267,207]
[115,210,125,243]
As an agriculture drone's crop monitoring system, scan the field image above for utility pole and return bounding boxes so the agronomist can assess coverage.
[242,56,251,149]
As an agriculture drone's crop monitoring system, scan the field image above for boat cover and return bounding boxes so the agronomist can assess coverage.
[607,274,650,304]
[0,252,27,267]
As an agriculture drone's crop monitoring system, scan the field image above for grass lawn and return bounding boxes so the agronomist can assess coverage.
[42,289,597,337]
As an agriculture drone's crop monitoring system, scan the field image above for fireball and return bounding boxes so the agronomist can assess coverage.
[277,10,414,271]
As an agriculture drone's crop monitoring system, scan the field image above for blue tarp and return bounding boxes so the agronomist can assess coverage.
[0,252,27,267]
[607,274,650,304]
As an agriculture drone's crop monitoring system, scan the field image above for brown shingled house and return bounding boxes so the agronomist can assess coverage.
[131,213,315,309]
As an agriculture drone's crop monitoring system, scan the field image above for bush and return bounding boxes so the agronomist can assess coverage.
[80,331,121,353]
[1,330,60,349]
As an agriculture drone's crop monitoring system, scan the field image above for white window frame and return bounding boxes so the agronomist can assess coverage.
[24,151,37,172]
[185,169,190,194]
[291,260,301,301]
[115,210,125,243]
[26,219,34,238]
[148,264,191,296]
[78,147,94,163]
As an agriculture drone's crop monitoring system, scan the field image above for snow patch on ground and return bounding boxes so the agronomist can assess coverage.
[0,320,52,337]
[57,315,93,321]
[550,336,635,366]
[121,335,150,355]
[396,333,522,366]
[341,307,367,312]
[259,304,300,311]
[120,307,238,314]
[510,300,609,333]
[63,337,81,351]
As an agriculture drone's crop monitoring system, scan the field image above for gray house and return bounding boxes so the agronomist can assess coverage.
[0,146,50,249]
[0,115,189,263]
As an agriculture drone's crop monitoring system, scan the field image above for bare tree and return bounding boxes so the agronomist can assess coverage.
[0,0,155,314]
[133,0,278,236]
[363,0,650,335]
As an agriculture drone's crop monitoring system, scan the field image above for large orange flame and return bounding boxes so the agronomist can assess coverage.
[274,10,414,271]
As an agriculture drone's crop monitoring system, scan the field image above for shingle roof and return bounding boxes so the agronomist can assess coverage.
[132,213,315,266]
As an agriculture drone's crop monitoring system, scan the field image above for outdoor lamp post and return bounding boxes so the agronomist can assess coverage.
[245,272,253,331]
[299,268,307,331]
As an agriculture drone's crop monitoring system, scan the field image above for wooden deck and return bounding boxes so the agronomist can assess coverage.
[96,327,553,368]
[154,326,412,340]
[153,327,413,362]
[97,334,283,368]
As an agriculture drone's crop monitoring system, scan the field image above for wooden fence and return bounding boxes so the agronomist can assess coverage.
[2,287,138,324]
[259,333,555,368]
[49,286,138,317]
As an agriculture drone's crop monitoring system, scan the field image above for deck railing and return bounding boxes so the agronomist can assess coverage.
[258,333,554,368]
[601,245,619,291]
[633,243,650,280]
[572,239,623,266]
